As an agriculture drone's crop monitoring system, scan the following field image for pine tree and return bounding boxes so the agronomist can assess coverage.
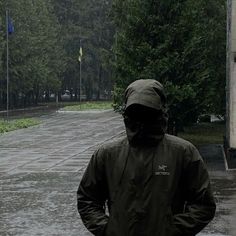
[112,0,226,122]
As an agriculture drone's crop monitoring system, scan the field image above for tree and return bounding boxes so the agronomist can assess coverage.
[0,0,65,108]
[0,0,115,109]
[112,0,226,123]
[51,0,115,101]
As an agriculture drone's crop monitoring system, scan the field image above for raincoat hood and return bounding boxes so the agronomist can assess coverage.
[124,79,167,111]
[124,79,168,146]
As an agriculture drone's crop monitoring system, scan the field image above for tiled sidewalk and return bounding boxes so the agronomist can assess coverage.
[0,110,235,235]
[0,110,124,236]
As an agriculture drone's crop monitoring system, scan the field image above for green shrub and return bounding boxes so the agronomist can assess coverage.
[62,101,112,111]
[0,119,40,134]
[112,86,125,112]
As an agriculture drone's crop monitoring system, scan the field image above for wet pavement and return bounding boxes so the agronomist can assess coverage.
[198,145,236,236]
[0,110,236,235]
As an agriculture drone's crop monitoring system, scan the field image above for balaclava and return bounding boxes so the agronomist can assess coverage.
[123,79,168,147]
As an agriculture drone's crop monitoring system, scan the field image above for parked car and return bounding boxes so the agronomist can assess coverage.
[197,114,224,123]
[61,90,71,100]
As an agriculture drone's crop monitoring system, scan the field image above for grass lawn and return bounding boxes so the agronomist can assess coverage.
[0,118,40,134]
[62,101,113,111]
[178,122,225,146]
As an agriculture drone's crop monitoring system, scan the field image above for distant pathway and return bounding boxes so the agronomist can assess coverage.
[0,110,124,175]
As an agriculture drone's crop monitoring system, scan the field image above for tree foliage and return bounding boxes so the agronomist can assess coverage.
[0,0,114,109]
[0,0,65,108]
[112,0,226,122]
[0,0,226,118]
[50,0,115,100]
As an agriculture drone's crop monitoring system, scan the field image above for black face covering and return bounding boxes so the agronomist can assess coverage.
[124,105,167,147]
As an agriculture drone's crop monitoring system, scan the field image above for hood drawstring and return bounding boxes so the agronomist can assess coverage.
[118,147,130,185]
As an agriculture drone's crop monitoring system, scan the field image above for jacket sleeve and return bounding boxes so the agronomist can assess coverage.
[173,145,216,235]
[77,148,109,236]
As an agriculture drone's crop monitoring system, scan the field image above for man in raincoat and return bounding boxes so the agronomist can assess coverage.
[77,79,216,236]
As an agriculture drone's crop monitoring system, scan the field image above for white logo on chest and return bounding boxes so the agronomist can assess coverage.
[155,164,170,176]
[158,165,167,171]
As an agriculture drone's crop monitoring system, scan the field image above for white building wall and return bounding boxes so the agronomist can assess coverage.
[229,0,236,148]
[230,62,236,147]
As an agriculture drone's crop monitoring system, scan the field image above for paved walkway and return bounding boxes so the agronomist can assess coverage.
[0,110,124,236]
[0,110,235,235]
[198,145,236,236]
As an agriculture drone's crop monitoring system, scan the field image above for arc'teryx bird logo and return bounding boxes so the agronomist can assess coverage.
[155,164,170,176]
[158,165,167,171]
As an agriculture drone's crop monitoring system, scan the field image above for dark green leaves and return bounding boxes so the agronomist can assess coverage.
[112,0,226,121]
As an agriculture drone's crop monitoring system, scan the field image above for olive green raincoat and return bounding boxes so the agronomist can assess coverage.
[77,80,216,236]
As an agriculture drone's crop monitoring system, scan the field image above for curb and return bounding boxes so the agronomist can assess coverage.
[221,144,236,171]
[57,109,113,114]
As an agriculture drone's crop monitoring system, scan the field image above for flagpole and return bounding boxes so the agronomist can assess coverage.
[79,39,82,103]
[6,9,9,120]
[80,60,82,103]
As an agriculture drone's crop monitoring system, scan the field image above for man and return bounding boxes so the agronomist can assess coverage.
[77,79,216,236]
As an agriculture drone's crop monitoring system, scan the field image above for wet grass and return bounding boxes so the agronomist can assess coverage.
[0,118,40,134]
[62,101,112,111]
[178,122,225,146]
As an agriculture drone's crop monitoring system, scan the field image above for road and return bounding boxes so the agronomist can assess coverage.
[0,110,235,235]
